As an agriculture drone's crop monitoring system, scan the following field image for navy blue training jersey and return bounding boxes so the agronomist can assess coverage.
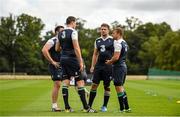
[58,28,77,58]
[47,37,61,62]
[113,39,128,67]
[95,36,114,65]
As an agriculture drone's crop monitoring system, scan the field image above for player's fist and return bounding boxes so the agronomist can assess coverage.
[105,60,112,65]
[52,61,60,68]
[90,66,94,73]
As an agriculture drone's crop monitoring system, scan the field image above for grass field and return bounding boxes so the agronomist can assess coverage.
[0,79,180,116]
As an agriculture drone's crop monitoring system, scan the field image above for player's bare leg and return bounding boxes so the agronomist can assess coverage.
[52,81,61,112]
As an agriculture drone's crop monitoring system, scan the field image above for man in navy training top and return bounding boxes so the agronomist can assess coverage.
[106,27,131,113]
[42,25,64,112]
[56,16,97,113]
[89,23,114,112]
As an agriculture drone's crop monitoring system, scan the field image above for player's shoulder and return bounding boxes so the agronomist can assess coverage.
[107,36,114,42]
[65,27,76,32]
[107,36,113,39]
[49,36,57,41]
[96,37,102,41]
[121,39,127,44]
[47,36,57,44]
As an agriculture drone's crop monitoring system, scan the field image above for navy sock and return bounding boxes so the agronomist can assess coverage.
[88,90,97,107]
[117,92,125,111]
[78,87,89,109]
[62,86,70,109]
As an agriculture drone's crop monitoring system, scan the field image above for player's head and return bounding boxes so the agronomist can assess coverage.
[100,23,110,37]
[112,27,123,40]
[66,16,77,29]
[55,25,64,35]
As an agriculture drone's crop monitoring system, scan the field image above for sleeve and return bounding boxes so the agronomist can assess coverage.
[71,30,78,40]
[114,40,122,52]
[46,39,54,48]
[94,41,97,49]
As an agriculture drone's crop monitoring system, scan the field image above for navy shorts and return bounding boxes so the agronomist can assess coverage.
[49,64,62,81]
[92,64,112,87]
[112,66,127,86]
[60,57,82,81]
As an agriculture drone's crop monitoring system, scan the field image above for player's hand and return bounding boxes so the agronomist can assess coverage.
[90,66,94,73]
[105,60,112,65]
[52,61,60,68]
[79,62,83,72]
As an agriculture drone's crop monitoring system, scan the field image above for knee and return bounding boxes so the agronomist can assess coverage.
[104,85,110,96]
[91,83,98,90]
[104,85,110,91]
[114,81,123,86]
[54,81,61,89]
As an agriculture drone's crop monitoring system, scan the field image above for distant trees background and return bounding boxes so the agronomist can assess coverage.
[0,14,179,74]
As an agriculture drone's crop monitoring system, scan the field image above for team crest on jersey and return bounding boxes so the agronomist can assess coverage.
[97,40,101,43]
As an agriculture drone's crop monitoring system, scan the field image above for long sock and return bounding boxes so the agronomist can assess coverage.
[78,87,89,109]
[117,92,124,111]
[88,90,97,107]
[123,91,130,109]
[62,86,70,109]
[103,91,110,107]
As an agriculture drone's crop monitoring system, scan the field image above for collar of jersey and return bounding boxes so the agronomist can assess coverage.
[65,27,75,30]
[100,35,112,41]
[116,38,124,43]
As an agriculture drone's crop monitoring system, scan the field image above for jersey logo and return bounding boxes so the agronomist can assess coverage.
[100,45,106,52]
[61,31,66,39]
[125,44,128,52]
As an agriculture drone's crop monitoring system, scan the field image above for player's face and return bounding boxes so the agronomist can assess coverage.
[59,28,64,32]
[55,28,64,35]
[72,21,77,29]
[112,30,118,40]
[100,26,109,37]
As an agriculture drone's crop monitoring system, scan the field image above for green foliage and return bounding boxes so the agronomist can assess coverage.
[0,15,179,74]
[155,31,180,71]
[0,13,45,74]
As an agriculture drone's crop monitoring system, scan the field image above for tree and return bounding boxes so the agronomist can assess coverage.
[0,13,45,74]
[0,14,16,72]
[125,16,142,31]
[138,36,159,69]
[155,31,180,71]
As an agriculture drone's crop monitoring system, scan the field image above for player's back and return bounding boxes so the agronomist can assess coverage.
[58,28,76,58]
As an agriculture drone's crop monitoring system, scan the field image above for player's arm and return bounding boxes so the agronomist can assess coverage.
[72,31,83,72]
[105,52,120,65]
[42,41,59,68]
[106,40,121,65]
[90,48,99,73]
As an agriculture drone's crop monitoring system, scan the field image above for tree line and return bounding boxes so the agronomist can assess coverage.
[0,13,179,75]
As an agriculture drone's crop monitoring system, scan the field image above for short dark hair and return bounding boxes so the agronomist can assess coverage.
[114,27,124,36]
[66,16,76,25]
[55,25,64,32]
[101,23,110,30]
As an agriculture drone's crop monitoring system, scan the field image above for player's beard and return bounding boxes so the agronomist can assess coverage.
[102,34,108,38]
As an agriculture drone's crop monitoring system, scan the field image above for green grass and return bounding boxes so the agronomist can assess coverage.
[0,79,180,116]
